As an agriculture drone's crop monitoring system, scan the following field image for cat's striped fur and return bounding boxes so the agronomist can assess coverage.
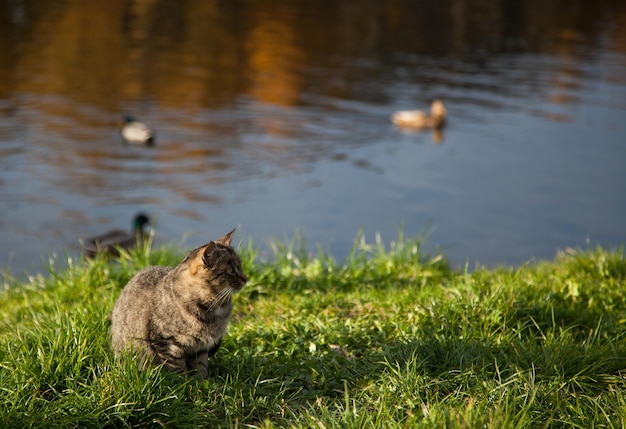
[110,229,246,379]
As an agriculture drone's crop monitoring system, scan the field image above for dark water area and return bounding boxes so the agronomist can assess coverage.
[1,0,626,279]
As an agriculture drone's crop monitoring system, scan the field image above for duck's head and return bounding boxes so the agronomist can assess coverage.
[133,213,151,232]
[123,115,137,124]
[431,100,447,118]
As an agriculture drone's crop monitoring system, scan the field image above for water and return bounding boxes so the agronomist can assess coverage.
[1,0,626,277]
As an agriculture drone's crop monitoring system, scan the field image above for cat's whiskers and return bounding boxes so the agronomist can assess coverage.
[207,287,234,312]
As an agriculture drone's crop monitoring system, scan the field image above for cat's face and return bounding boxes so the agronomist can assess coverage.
[201,241,247,292]
[185,229,247,299]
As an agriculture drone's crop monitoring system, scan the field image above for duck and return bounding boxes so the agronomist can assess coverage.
[121,116,155,146]
[83,213,151,258]
[391,100,447,129]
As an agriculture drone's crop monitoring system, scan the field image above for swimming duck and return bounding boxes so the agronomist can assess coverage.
[391,100,447,129]
[121,116,155,146]
[83,213,151,258]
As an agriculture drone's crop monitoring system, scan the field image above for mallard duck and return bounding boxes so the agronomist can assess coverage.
[391,100,447,129]
[121,116,155,146]
[83,213,151,258]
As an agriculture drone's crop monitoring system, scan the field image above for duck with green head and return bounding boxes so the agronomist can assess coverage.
[121,116,155,146]
[83,213,151,258]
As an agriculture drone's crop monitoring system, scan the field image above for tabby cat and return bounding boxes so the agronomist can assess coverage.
[110,229,247,379]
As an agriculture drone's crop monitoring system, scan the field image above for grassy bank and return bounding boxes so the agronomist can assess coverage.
[1,234,625,428]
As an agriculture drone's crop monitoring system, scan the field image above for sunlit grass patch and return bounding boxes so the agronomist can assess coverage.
[0,235,625,427]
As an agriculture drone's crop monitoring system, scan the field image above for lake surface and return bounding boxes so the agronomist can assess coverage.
[1,0,626,278]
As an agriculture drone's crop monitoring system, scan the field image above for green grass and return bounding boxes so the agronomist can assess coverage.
[1,233,625,428]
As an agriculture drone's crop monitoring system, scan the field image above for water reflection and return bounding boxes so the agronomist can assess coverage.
[2,1,624,119]
[0,0,625,276]
[247,5,305,107]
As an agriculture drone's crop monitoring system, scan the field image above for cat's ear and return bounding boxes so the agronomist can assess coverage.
[189,242,216,274]
[215,228,236,247]
[201,242,217,267]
